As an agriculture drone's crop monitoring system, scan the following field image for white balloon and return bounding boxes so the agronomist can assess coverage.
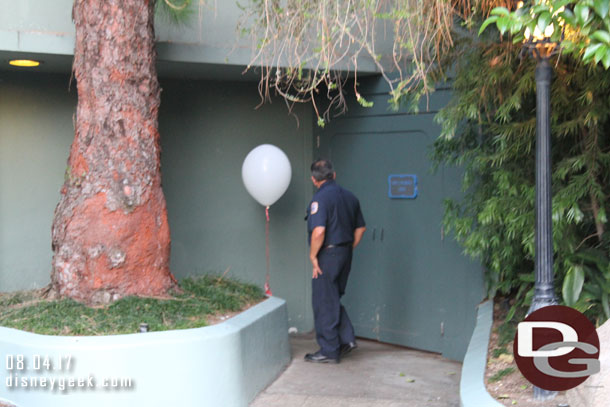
[242,144,292,207]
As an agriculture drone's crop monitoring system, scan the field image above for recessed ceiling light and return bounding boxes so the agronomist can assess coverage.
[9,59,41,67]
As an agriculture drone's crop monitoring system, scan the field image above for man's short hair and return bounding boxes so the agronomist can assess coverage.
[311,159,334,181]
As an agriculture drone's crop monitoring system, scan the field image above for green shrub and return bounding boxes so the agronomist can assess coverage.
[433,31,610,326]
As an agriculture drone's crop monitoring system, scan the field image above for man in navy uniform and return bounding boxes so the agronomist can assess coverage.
[305,159,366,363]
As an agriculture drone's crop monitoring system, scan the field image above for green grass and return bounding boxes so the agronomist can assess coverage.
[0,275,264,336]
[492,347,511,358]
[488,367,516,383]
[497,319,518,347]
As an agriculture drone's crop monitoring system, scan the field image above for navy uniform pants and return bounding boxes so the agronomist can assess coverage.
[312,245,356,359]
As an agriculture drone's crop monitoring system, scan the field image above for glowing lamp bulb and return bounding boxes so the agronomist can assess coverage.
[9,59,40,67]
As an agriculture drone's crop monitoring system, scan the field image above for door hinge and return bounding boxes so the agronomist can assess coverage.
[316,135,320,148]
[440,321,445,336]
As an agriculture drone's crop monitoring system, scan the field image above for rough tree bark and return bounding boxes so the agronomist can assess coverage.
[50,0,177,303]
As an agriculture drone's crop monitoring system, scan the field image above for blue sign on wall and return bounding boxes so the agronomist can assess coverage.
[388,174,418,199]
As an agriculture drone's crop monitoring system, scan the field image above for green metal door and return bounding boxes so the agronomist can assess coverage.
[331,127,445,353]
[316,84,485,361]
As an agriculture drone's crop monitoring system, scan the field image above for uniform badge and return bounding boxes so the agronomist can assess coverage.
[310,201,319,215]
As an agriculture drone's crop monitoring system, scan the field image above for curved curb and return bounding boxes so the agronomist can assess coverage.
[0,296,290,407]
[460,300,503,407]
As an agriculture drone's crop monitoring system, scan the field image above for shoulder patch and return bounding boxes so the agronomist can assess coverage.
[310,201,319,215]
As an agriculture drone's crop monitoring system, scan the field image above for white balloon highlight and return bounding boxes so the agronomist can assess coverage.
[242,144,292,207]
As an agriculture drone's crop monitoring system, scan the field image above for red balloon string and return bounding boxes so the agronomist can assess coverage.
[264,206,272,296]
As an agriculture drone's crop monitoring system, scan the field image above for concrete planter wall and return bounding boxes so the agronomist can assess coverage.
[459,300,503,407]
[0,296,290,407]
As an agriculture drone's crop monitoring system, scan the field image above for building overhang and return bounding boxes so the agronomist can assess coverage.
[0,1,380,80]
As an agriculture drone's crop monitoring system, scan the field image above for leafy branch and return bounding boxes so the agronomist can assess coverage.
[481,0,610,68]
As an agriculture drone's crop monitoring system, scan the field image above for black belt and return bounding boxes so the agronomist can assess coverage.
[323,242,351,249]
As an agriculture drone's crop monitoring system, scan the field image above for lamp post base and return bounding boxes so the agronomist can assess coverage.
[534,387,558,401]
[527,286,558,401]
[528,286,558,315]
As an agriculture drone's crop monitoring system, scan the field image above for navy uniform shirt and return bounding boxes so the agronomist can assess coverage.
[307,180,365,246]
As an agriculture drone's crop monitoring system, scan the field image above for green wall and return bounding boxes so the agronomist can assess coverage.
[0,71,74,291]
[159,79,314,331]
[0,71,315,332]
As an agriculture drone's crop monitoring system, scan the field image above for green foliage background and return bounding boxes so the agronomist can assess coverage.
[432,28,610,325]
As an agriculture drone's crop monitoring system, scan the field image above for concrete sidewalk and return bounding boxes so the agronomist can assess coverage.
[250,333,461,407]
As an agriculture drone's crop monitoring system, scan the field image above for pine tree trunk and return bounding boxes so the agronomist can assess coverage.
[51,0,177,303]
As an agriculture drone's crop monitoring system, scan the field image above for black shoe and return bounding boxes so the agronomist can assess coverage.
[340,341,358,357]
[304,350,339,364]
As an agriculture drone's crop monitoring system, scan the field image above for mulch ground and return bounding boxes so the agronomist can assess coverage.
[485,300,568,407]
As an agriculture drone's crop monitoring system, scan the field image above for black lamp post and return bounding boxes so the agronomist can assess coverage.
[523,23,561,401]
[529,54,558,314]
